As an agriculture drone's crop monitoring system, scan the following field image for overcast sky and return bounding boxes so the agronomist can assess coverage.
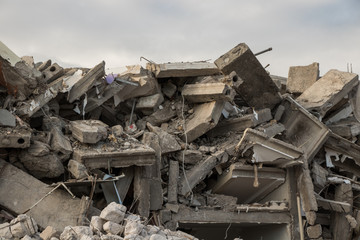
[0,0,359,77]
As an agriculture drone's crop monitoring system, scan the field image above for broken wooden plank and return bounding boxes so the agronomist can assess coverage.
[147,62,220,78]
[297,69,358,118]
[73,147,156,170]
[286,62,319,94]
[214,43,281,109]
[67,61,105,103]
[212,164,286,204]
[0,160,95,232]
[181,83,234,103]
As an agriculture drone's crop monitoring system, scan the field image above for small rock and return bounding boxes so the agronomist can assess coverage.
[90,216,104,233]
[149,234,167,240]
[111,125,124,137]
[100,202,127,223]
[103,221,124,235]
[40,226,59,240]
[124,221,144,236]
[123,234,144,240]
[10,215,38,239]
[60,226,92,240]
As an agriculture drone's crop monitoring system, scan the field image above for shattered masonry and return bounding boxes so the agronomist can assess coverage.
[0,40,360,240]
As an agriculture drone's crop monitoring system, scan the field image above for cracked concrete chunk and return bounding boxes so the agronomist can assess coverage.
[68,159,88,179]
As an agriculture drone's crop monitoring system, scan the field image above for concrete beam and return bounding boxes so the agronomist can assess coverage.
[147,62,220,78]
[73,147,156,170]
[182,83,234,103]
[171,205,291,224]
[0,128,31,148]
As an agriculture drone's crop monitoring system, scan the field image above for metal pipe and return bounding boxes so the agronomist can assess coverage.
[254,47,273,56]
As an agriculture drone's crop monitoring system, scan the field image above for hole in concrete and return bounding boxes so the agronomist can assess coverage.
[232,75,238,82]
[43,73,46,79]
[50,66,56,72]
[17,138,25,144]
[225,89,231,95]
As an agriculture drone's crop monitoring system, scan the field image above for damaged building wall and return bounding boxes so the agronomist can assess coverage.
[0,40,359,240]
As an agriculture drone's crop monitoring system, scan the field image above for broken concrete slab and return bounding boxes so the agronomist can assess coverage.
[0,159,94,231]
[147,61,220,78]
[73,146,156,170]
[278,96,330,161]
[16,74,65,117]
[136,93,164,115]
[175,149,203,165]
[286,62,319,94]
[328,117,360,139]
[181,83,235,103]
[0,128,31,148]
[0,109,16,127]
[212,164,286,204]
[207,108,272,137]
[70,120,108,144]
[162,81,177,99]
[296,69,358,118]
[183,101,224,142]
[67,61,105,103]
[214,43,281,109]
[145,101,177,126]
[236,128,304,167]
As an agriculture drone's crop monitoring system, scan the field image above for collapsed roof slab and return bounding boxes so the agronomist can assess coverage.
[212,164,286,204]
[147,62,220,78]
[296,69,358,118]
[236,128,304,168]
[72,147,156,170]
[278,96,330,161]
[0,159,95,232]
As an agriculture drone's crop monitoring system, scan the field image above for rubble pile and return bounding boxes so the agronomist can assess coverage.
[0,40,360,240]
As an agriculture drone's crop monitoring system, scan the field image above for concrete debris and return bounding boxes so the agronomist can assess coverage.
[1,40,360,239]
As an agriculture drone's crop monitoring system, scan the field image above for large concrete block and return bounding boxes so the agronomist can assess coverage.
[70,120,108,144]
[287,62,319,94]
[214,43,281,109]
[0,128,31,148]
